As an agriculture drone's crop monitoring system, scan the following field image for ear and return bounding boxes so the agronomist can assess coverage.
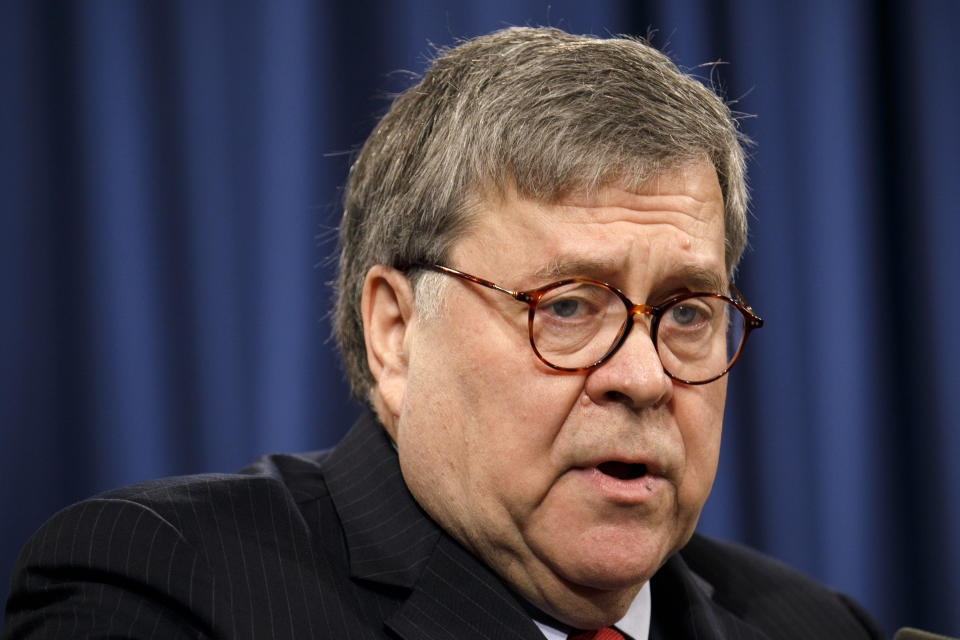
[361,265,417,425]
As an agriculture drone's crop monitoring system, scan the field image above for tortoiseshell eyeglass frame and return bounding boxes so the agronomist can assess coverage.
[411,263,764,385]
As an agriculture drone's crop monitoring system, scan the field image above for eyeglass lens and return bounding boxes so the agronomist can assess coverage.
[530,282,746,382]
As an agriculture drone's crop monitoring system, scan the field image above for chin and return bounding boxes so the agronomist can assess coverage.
[545,578,642,630]
[562,557,657,592]
[556,527,678,590]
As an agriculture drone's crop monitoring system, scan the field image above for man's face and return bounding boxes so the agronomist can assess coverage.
[381,161,728,627]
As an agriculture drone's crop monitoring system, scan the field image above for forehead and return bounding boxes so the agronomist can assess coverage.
[455,162,727,289]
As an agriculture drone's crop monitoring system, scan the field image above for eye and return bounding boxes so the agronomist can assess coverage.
[670,304,703,325]
[545,297,585,319]
[537,283,611,322]
[663,297,717,329]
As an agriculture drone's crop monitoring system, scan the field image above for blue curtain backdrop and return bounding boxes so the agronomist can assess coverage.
[2,1,958,635]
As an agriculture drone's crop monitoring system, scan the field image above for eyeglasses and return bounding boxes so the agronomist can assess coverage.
[415,264,763,385]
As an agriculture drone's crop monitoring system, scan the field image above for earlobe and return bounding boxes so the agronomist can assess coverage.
[361,265,416,424]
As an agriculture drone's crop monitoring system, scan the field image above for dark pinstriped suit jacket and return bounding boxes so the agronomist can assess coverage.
[3,411,883,639]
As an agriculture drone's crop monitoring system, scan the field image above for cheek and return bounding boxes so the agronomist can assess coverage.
[674,383,725,507]
[399,318,582,526]
[462,371,583,508]
[431,317,580,457]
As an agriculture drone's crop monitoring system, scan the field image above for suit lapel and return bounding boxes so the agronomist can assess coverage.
[651,552,773,640]
[324,412,543,640]
[385,534,544,640]
[324,412,440,588]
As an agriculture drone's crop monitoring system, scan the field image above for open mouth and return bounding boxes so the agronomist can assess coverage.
[597,461,648,480]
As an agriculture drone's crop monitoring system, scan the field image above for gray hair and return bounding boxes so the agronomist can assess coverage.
[334,26,749,401]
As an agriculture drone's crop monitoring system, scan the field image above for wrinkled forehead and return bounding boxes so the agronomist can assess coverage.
[460,160,726,248]
[450,161,728,291]
[464,157,724,224]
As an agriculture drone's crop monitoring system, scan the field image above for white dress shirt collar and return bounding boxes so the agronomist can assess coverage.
[533,581,651,640]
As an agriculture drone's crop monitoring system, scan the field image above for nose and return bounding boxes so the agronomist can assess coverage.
[582,309,673,410]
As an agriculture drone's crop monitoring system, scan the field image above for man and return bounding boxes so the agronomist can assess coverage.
[4,27,882,639]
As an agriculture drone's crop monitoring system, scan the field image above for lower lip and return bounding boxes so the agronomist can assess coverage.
[573,467,670,504]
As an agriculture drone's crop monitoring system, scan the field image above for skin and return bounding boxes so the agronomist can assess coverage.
[362,160,729,629]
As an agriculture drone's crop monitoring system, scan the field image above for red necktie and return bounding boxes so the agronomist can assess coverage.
[568,629,626,640]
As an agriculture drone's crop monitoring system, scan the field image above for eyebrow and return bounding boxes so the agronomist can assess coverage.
[662,265,729,295]
[531,256,622,280]
[529,257,729,295]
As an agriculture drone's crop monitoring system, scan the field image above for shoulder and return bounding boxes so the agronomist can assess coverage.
[679,534,884,639]
[680,533,821,590]
[4,451,346,639]
[23,448,343,577]
[60,450,339,559]
[93,449,334,526]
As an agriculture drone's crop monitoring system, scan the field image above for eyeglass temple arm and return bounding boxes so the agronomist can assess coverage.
[730,283,764,329]
[415,264,531,302]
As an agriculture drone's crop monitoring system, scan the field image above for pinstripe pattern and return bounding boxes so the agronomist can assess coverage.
[3,412,882,639]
